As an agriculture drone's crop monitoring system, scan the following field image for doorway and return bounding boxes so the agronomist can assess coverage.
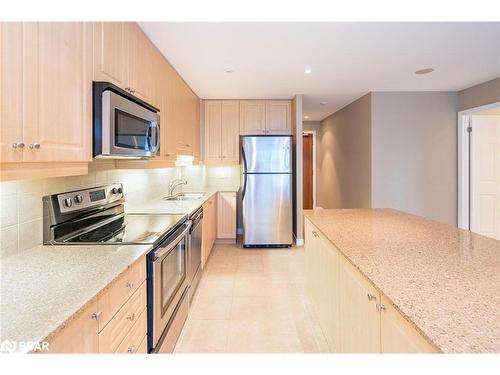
[458,102,500,240]
[302,131,317,209]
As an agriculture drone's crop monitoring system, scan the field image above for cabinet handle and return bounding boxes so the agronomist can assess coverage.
[91,311,102,321]
[29,143,41,149]
[12,142,25,149]
[367,293,376,301]
[165,152,175,156]
[126,312,136,321]
[311,230,319,238]
[125,87,131,92]
[185,143,191,147]
[376,303,386,312]
[125,281,134,289]
[126,346,135,353]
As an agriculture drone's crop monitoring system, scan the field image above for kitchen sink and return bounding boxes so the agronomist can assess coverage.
[162,192,205,201]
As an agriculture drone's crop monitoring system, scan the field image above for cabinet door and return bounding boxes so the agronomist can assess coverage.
[217,192,236,239]
[380,295,437,353]
[175,78,194,156]
[266,100,292,134]
[204,101,222,163]
[192,94,200,160]
[0,22,23,162]
[221,101,240,163]
[126,23,152,102]
[45,299,99,353]
[23,22,92,162]
[239,100,266,135]
[93,22,126,88]
[201,197,215,268]
[339,255,381,353]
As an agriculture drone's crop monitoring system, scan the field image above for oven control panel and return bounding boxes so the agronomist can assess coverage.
[57,183,124,213]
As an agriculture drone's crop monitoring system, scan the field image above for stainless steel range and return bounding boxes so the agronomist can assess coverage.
[42,184,191,353]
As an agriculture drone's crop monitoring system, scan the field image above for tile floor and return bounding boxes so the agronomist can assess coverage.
[174,243,329,353]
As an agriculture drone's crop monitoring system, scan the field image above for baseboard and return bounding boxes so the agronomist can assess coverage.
[215,238,236,244]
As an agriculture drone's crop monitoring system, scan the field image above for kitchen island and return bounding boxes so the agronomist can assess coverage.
[303,208,500,353]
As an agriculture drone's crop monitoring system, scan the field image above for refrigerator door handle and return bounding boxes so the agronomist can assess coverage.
[241,145,248,199]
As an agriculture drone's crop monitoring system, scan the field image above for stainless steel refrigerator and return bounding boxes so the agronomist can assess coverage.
[241,135,293,247]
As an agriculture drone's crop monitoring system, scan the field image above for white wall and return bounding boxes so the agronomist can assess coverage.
[371,92,458,225]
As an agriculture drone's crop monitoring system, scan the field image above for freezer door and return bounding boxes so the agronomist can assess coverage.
[243,173,293,246]
[242,136,292,173]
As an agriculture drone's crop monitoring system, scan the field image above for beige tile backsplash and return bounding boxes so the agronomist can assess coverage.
[0,162,241,259]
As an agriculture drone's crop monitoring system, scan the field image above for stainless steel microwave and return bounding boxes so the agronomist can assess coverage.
[93,82,160,158]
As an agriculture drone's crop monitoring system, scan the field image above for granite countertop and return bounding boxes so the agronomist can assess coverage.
[303,208,500,353]
[125,187,239,216]
[0,243,151,353]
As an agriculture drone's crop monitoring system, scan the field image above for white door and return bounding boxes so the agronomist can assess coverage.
[470,115,500,240]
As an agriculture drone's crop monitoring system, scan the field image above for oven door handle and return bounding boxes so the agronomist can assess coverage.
[152,222,191,261]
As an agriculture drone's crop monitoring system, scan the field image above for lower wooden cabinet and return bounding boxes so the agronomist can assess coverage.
[304,218,438,353]
[44,299,99,353]
[217,192,237,240]
[201,194,217,268]
[42,257,147,354]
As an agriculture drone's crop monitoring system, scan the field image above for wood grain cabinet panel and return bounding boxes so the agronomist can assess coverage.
[23,22,92,162]
[221,101,240,163]
[0,22,23,162]
[99,282,147,353]
[93,22,127,87]
[380,295,438,353]
[204,101,222,163]
[266,100,292,134]
[217,192,236,240]
[114,308,147,354]
[126,23,153,102]
[97,257,146,331]
[201,195,217,268]
[44,299,99,353]
[239,100,266,135]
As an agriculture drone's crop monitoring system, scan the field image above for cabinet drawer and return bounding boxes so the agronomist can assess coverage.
[115,307,147,354]
[98,281,146,353]
[98,257,146,331]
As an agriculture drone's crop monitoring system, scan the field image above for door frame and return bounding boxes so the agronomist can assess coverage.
[457,101,500,230]
[302,130,317,209]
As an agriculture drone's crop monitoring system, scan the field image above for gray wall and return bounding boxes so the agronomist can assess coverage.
[318,94,372,209]
[458,77,500,111]
[303,121,321,208]
[371,92,458,225]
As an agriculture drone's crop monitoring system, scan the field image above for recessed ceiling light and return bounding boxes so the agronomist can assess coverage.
[224,67,234,73]
[304,69,312,75]
[304,115,309,119]
[415,68,435,75]
[320,101,327,105]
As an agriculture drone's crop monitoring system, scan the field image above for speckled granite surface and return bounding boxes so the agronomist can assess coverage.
[125,187,238,215]
[303,208,500,353]
[0,243,151,353]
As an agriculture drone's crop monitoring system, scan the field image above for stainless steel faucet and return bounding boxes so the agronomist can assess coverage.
[168,179,187,196]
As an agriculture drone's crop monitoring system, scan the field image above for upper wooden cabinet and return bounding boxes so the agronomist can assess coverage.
[93,22,127,88]
[0,22,92,166]
[240,100,266,135]
[266,101,292,134]
[126,23,153,103]
[240,100,292,135]
[204,100,239,164]
[175,78,200,157]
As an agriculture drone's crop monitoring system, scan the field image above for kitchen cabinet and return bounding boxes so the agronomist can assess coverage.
[44,299,99,353]
[217,192,237,240]
[1,22,91,180]
[304,218,438,353]
[240,100,292,135]
[339,254,381,353]
[125,23,153,103]
[93,22,127,88]
[239,100,266,135]
[266,101,292,134]
[380,295,437,353]
[204,100,239,164]
[201,194,217,268]
[304,219,340,352]
[175,78,200,158]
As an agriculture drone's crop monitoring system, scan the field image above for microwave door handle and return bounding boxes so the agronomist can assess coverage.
[149,121,159,152]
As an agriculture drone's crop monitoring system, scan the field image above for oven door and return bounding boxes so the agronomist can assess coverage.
[149,221,191,351]
[102,90,159,158]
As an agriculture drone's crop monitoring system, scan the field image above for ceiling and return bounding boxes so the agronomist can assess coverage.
[139,22,500,121]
